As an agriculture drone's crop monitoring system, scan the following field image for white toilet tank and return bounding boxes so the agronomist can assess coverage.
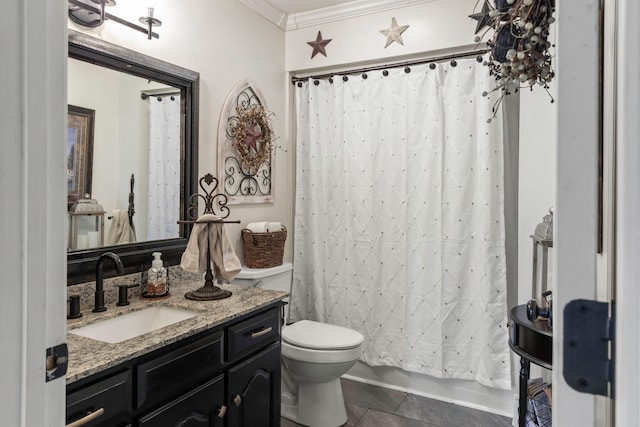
[232,262,293,297]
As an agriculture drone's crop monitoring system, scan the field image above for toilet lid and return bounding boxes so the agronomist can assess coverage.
[282,320,364,350]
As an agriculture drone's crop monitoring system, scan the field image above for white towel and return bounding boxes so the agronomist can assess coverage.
[266,222,282,232]
[246,221,269,233]
[106,209,137,245]
[180,214,241,282]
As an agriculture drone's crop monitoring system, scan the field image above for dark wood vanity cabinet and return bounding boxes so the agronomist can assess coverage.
[137,375,226,427]
[227,343,281,427]
[135,330,224,414]
[66,370,132,427]
[65,304,282,427]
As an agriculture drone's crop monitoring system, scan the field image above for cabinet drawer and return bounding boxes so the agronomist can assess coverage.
[66,370,132,427]
[226,307,280,362]
[138,374,225,427]
[136,329,223,412]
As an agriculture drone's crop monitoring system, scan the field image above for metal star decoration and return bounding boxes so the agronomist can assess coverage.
[244,121,262,153]
[468,0,493,35]
[307,31,332,59]
[380,17,410,48]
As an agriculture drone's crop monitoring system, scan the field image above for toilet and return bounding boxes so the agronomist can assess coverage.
[233,262,364,427]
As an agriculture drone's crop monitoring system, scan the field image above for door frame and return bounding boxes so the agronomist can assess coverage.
[0,1,67,425]
[553,0,601,425]
[614,0,640,425]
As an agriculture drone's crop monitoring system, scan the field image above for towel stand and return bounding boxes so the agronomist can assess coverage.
[127,173,135,230]
[178,173,239,301]
[107,173,136,231]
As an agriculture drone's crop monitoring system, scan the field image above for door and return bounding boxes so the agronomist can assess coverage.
[614,0,640,425]
[553,0,640,427]
[554,0,609,425]
[227,344,281,427]
[1,0,68,426]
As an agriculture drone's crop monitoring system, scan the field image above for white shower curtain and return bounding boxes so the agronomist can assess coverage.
[291,58,511,390]
[147,95,180,240]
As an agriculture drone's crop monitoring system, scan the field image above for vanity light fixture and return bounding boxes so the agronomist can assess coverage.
[138,7,162,40]
[68,0,162,40]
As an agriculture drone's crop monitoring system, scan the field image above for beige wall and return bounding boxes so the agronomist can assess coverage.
[283,0,559,308]
[68,0,293,262]
[281,0,558,415]
[285,0,480,72]
[67,0,561,414]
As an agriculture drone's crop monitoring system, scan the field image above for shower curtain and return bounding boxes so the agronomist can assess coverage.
[291,57,511,390]
[147,95,181,240]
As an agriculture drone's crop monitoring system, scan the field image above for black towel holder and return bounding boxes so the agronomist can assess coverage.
[177,173,239,301]
[107,173,136,231]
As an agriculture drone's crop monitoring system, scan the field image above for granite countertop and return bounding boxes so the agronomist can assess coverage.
[66,279,287,384]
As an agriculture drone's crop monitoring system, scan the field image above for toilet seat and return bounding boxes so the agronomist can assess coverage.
[281,320,364,364]
[281,340,363,364]
[282,320,364,350]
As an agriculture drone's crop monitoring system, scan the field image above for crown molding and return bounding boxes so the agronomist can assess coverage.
[286,0,435,30]
[239,0,288,30]
[241,0,436,31]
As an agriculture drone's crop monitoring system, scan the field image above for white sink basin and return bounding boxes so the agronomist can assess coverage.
[69,306,198,343]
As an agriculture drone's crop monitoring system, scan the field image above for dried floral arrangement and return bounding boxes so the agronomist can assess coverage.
[232,104,274,174]
[471,0,556,118]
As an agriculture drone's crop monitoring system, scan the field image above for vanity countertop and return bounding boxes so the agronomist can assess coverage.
[66,280,287,384]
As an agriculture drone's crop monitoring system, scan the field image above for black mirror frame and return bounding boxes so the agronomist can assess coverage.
[67,30,199,285]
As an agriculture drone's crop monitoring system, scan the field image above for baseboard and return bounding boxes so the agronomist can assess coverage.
[343,361,514,417]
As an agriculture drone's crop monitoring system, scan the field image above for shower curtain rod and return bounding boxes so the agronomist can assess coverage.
[140,89,180,100]
[291,48,489,83]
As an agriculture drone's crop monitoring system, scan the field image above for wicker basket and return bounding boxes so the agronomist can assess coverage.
[242,226,287,268]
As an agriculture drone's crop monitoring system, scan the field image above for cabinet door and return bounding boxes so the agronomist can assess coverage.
[227,343,281,427]
[138,374,225,427]
[66,370,132,427]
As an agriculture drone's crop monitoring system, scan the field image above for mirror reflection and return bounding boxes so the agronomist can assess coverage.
[67,58,182,250]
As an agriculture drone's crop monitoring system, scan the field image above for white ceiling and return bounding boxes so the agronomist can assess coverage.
[240,0,429,31]
[266,0,356,15]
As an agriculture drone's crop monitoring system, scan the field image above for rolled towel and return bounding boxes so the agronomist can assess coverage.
[246,221,269,233]
[266,222,282,232]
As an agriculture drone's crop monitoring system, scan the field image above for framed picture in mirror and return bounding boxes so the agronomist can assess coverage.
[67,104,95,208]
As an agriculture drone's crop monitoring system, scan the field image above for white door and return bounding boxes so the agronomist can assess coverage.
[614,0,640,425]
[553,0,609,425]
[553,0,640,425]
[1,1,68,426]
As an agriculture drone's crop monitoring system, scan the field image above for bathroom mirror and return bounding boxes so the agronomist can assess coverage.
[67,30,199,285]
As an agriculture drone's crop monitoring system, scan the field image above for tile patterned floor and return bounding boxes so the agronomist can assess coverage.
[281,378,513,427]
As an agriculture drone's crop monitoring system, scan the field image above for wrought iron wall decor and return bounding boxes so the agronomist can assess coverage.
[217,79,274,204]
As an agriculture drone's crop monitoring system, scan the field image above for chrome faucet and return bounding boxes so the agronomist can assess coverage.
[94,252,125,312]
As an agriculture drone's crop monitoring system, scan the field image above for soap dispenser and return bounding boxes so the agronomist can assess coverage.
[147,252,167,296]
